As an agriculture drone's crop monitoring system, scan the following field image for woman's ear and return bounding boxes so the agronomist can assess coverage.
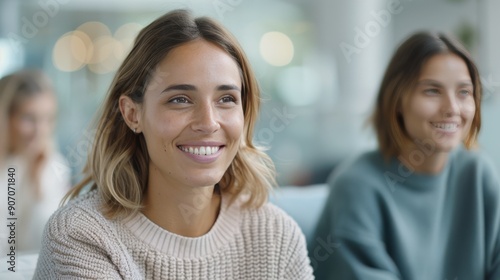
[119,95,142,133]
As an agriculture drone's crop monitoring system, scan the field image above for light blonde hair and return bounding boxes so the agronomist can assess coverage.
[372,31,482,158]
[65,9,276,218]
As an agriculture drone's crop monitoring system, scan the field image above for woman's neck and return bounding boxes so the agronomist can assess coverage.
[142,171,221,237]
[398,144,449,175]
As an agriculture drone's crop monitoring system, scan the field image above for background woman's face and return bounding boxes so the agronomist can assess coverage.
[9,92,57,155]
[140,39,244,189]
[400,53,476,154]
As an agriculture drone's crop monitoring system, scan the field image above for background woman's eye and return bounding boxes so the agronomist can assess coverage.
[169,97,190,104]
[459,89,472,96]
[21,114,37,124]
[424,88,439,95]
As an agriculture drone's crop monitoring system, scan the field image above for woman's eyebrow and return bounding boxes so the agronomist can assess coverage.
[161,84,196,93]
[417,79,443,87]
[457,81,473,87]
[161,84,241,93]
[417,79,473,88]
[217,84,241,91]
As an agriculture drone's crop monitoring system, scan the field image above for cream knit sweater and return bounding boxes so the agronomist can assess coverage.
[33,190,314,279]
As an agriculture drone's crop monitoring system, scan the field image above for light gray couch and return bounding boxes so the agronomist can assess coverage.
[270,184,329,244]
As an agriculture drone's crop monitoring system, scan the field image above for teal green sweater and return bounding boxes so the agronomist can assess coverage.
[309,148,500,279]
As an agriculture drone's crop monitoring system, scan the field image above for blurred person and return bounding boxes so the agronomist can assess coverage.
[0,69,71,254]
[34,9,313,279]
[310,32,500,279]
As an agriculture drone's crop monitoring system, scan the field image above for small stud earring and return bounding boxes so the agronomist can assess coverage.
[133,128,137,133]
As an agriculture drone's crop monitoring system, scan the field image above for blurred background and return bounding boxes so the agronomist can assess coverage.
[1,0,499,187]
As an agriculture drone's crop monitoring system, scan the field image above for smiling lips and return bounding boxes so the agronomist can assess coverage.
[179,145,221,156]
[431,122,459,132]
[177,144,224,163]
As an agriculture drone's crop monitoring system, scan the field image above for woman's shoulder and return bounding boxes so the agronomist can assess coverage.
[54,189,102,216]
[451,148,500,183]
[328,150,390,193]
[453,147,497,170]
[331,150,385,178]
[232,200,309,264]
[238,200,305,240]
[453,148,500,193]
[231,200,312,277]
[44,190,111,240]
[256,202,300,224]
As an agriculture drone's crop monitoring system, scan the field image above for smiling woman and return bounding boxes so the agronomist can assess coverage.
[33,9,313,280]
[399,53,477,172]
[122,39,246,237]
[310,32,500,280]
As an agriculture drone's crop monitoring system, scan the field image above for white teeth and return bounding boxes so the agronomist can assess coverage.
[432,123,458,131]
[180,146,220,156]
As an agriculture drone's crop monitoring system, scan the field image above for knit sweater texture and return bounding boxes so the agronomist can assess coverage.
[309,148,500,280]
[34,190,314,279]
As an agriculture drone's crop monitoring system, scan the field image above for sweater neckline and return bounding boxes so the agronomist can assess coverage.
[387,148,458,189]
[123,193,242,259]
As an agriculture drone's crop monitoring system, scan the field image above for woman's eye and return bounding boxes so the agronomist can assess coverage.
[219,95,236,103]
[21,114,36,123]
[459,89,472,96]
[169,96,190,104]
[424,88,440,95]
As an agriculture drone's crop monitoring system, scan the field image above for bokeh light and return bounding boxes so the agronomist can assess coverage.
[52,21,141,73]
[259,31,294,67]
[52,32,86,72]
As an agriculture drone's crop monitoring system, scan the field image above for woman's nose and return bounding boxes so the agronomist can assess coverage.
[441,93,460,118]
[191,103,220,134]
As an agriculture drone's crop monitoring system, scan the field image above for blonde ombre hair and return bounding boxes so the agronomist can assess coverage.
[65,10,276,218]
[372,32,482,158]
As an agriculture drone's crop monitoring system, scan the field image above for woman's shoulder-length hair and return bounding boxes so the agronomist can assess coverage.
[65,9,276,218]
[372,31,482,159]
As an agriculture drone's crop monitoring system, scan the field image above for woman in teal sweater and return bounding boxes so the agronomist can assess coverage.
[310,32,500,279]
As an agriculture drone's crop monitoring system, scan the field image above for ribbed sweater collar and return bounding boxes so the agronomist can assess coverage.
[122,193,242,259]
